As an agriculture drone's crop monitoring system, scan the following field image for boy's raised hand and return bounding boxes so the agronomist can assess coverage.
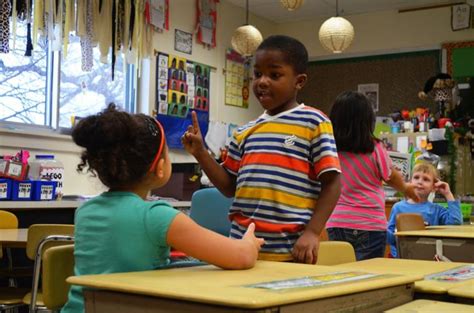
[181,111,206,157]
[242,223,265,252]
[434,180,455,201]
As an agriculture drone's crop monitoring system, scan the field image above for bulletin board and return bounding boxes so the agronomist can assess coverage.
[155,52,210,148]
[299,50,441,115]
[225,49,250,108]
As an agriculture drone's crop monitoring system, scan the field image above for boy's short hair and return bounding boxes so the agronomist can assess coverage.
[256,35,308,74]
[413,162,439,180]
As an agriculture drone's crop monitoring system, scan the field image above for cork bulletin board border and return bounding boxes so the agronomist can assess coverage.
[299,50,441,116]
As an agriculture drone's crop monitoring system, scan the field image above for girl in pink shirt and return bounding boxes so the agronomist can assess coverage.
[326,91,418,260]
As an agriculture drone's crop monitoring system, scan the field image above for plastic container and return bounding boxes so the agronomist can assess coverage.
[0,178,12,200]
[28,155,64,198]
[31,180,57,201]
[11,180,33,201]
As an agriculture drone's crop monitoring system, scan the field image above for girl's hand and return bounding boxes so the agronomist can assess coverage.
[404,183,421,203]
[181,111,207,157]
[242,223,265,252]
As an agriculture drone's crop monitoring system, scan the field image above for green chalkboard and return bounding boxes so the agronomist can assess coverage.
[452,47,474,79]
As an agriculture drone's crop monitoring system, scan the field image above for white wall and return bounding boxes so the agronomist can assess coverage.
[276,6,474,59]
[2,2,472,195]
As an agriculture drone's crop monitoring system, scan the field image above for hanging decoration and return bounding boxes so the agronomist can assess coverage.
[145,0,169,32]
[318,0,354,54]
[155,52,210,148]
[196,0,219,48]
[5,0,161,79]
[230,0,262,57]
[280,0,304,11]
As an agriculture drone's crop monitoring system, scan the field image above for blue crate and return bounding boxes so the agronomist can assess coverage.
[31,180,57,201]
[0,178,12,200]
[11,180,33,201]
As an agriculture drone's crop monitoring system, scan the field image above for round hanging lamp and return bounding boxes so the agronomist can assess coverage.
[230,0,263,56]
[231,25,263,57]
[318,16,354,53]
[280,0,304,11]
[318,0,354,54]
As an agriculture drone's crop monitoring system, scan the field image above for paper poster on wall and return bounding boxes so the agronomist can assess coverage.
[155,52,210,148]
[225,49,250,108]
[358,83,379,113]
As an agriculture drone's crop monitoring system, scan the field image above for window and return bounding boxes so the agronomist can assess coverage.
[0,20,136,130]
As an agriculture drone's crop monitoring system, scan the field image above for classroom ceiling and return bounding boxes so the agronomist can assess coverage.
[224,0,468,23]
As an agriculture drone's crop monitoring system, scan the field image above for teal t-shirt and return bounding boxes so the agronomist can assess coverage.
[61,191,180,313]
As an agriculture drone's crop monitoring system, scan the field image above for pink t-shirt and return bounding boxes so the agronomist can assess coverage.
[326,141,392,231]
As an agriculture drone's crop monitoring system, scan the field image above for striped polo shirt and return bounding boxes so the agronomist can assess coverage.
[326,141,392,231]
[222,104,340,260]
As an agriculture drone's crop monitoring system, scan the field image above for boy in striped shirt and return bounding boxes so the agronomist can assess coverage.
[182,35,341,264]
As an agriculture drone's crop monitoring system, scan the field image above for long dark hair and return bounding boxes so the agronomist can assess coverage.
[72,103,164,188]
[330,91,378,153]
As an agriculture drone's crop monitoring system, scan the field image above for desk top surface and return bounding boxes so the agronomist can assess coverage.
[0,228,28,246]
[333,258,473,294]
[67,260,417,309]
[447,281,474,299]
[396,227,474,238]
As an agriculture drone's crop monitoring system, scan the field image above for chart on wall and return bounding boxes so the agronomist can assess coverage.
[155,52,210,148]
[225,49,250,108]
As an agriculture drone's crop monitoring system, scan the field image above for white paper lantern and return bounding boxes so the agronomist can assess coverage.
[231,25,263,57]
[280,0,304,11]
[318,16,354,53]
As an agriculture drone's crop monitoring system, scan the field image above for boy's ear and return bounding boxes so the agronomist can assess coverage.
[296,74,307,90]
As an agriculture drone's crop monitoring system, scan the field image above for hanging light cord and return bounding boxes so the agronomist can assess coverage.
[336,0,339,17]
[246,0,249,25]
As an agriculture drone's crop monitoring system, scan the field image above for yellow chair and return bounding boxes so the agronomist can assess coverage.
[0,210,28,312]
[396,213,426,231]
[21,224,74,313]
[316,241,356,265]
[41,245,75,311]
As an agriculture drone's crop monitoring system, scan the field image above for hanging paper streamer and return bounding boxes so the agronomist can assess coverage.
[155,52,210,148]
[196,0,219,48]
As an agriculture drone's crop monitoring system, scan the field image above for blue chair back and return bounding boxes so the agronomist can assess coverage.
[189,188,233,236]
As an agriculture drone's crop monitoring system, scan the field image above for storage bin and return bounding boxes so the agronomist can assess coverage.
[0,178,12,200]
[31,180,57,201]
[11,180,33,201]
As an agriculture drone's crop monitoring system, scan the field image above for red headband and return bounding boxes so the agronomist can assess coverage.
[148,119,166,172]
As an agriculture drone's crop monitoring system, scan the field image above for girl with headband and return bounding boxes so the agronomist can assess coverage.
[62,103,263,313]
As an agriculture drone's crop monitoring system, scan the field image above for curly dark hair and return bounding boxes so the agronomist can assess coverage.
[256,35,308,74]
[330,91,378,153]
[71,103,163,189]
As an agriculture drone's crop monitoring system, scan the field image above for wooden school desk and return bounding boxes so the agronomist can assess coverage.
[333,258,474,297]
[0,228,28,248]
[396,227,474,262]
[448,281,474,304]
[385,299,474,313]
[67,260,418,313]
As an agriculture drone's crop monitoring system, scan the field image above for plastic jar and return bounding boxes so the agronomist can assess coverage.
[28,155,64,198]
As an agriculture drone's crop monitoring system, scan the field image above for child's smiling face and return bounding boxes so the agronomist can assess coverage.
[252,49,306,116]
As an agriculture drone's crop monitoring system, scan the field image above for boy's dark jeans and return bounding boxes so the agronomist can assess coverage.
[326,228,387,261]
